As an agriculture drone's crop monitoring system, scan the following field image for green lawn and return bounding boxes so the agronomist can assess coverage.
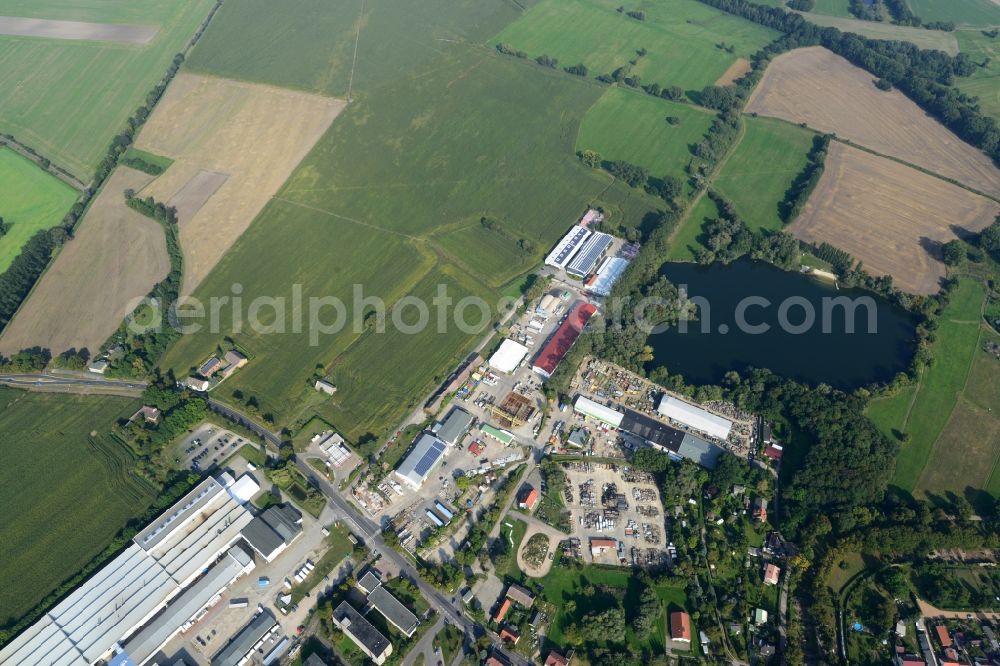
[792,12,959,53]
[714,116,815,233]
[187,0,523,96]
[162,50,611,439]
[576,87,716,181]
[955,30,1000,125]
[0,388,151,625]
[492,0,778,91]
[868,280,987,493]
[668,190,718,260]
[0,148,77,271]
[809,0,852,18]
[908,0,1000,26]
[0,0,217,178]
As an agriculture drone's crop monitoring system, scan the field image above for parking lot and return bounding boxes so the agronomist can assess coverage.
[174,423,249,472]
[561,461,669,568]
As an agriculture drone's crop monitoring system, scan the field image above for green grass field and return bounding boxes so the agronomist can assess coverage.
[162,50,613,439]
[668,190,718,260]
[122,146,174,172]
[713,116,815,233]
[0,148,77,271]
[576,87,716,181]
[187,0,523,96]
[433,221,536,289]
[0,0,217,178]
[955,30,1000,125]
[809,0,852,18]
[908,0,1000,26]
[793,12,960,54]
[491,0,778,91]
[0,388,150,625]
[867,280,987,494]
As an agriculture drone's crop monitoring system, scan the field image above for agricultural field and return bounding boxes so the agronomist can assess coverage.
[0,0,217,178]
[867,280,987,494]
[668,191,719,261]
[576,87,716,181]
[746,47,998,197]
[788,10,960,53]
[0,167,169,357]
[788,142,1000,294]
[0,148,77,271]
[491,0,779,91]
[433,222,536,289]
[161,50,613,437]
[0,387,151,625]
[187,0,524,96]
[907,0,1000,26]
[807,0,852,18]
[955,30,1000,125]
[713,116,815,233]
[132,72,345,294]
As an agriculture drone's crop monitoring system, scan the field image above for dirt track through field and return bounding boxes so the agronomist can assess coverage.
[789,142,1000,294]
[747,47,1000,199]
[0,16,158,44]
[133,73,346,295]
[0,167,169,356]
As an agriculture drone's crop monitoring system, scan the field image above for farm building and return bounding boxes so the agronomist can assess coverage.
[544,225,592,269]
[332,602,392,665]
[366,585,419,637]
[480,424,514,445]
[657,396,733,441]
[434,407,474,446]
[314,378,338,395]
[532,301,598,378]
[670,611,692,643]
[210,610,279,666]
[586,256,629,297]
[489,338,529,373]
[240,504,303,562]
[317,432,352,466]
[573,395,624,428]
[566,232,613,278]
[394,433,448,489]
[198,356,223,377]
[219,350,248,378]
[0,475,256,666]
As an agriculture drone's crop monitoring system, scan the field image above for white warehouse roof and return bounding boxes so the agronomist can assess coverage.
[574,395,624,428]
[544,225,591,269]
[226,473,260,504]
[587,257,629,297]
[657,396,733,441]
[489,339,529,374]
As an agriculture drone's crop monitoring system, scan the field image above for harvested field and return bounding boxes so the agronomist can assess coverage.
[714,57,751,86]
[132,72,345,294]
[790,11,959,53]
[746,47,1000,197]
[0,167,169,356]
[788,142,1000,294]
[0,16,158,43]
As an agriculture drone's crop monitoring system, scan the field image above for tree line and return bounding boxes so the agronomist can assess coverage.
[779,133,830,223]
[696,191,801,269]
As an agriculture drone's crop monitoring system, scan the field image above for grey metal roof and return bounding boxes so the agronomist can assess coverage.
[333,602,391,658]
[395,433,447,487]
[676,433,726,469]
[436,407,473,445]
[260,504,302,542]
[367,586,418,636]
[241,517,285,559]
[358,571,382,595]
[211,611,277,665]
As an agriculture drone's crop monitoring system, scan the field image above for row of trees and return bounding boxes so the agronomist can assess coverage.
[848,0,883,22]
[779,134,830,223]
[122,154,165,175]
[0,230,57,331]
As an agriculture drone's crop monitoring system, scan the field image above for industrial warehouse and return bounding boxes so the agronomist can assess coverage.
[532,301,598,378]
[0,473,306,666]
[543,209,632,292]
[573,395,727,469]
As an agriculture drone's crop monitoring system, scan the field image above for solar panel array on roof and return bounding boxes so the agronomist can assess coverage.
[544,226,592,268]
[395,433,448,488]
[566,232,613,277]
[414,438,447,476]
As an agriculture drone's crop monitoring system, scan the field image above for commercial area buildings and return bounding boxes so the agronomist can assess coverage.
[657,395,733,441]
[240,504,303,562]
[210,610,280,665]
[565,231,613,278]
[532,301,597,378]
[434,407,474,447]
[367,585,419,637]
[395,433,449,489]
[488,339,529,374]
[0,474,268,666]
[332,601,392,665]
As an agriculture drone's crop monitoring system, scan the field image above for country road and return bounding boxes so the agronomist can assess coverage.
[0,371,147,396]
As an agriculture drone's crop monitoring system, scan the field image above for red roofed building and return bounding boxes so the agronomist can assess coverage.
[898,658,925,666]
[486,657,508,666]
[500,626,520,644]
[935,624,953,648]
[764,563,780,586]
[544,652,570,666]
[670,611,692,642]
[590,537,617,556]
[532,301,597,378]
[519,487,539,511]
[763,444,783,461]
[494,599,511,623]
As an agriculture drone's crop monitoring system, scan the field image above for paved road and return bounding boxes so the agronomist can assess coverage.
[207,398,281,446]
[0,371,147,395]
[402,615,443,666]
[293,456,528,666]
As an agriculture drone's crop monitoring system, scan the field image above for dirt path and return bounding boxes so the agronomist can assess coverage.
[918,597,1000,620]
[515,519,566,578]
